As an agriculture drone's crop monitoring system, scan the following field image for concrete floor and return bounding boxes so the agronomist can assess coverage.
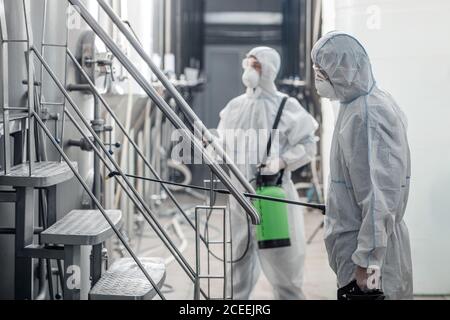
[118,195,449,300]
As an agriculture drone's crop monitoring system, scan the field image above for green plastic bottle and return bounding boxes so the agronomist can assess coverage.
[254,185,291,249]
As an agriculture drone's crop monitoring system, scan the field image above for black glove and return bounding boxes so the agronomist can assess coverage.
[337,280,385,300]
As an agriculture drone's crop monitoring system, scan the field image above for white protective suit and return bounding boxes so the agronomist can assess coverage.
[217,47,319,299]
[311,32,413,299]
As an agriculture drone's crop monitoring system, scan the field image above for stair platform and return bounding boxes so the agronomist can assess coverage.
[89,257,166,300]
[41,209,122,246]
[0,161,77,187]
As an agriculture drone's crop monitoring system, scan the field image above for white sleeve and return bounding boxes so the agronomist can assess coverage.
[279,98,319,172]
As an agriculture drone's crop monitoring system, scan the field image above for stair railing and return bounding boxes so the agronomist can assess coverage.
[14,0,265,300]
[67,0,260,225]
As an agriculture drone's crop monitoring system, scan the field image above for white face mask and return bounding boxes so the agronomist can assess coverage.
[242,67,260,89]
[315,78,338,100]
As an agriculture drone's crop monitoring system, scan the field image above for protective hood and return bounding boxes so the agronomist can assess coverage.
[246,46,280,96]
[311,32,375,103]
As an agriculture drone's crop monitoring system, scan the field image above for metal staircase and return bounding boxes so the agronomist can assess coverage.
[0,0,260,300]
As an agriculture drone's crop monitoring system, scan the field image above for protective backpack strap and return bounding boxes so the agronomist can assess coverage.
[259,96,288,186]
[265,96,288,158]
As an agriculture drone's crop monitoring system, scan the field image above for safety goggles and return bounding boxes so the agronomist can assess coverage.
[242,57,261,70]
[313,64,329,81]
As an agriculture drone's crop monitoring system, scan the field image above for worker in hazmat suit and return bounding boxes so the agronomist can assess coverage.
[311,31,413,300]
[217,46,319,300]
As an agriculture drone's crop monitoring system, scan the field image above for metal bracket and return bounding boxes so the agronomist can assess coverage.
[76,30,114,86]
[18,244,65,260]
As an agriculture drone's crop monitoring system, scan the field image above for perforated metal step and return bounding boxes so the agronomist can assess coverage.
[41,209,122,245]
[0,161,77,187]
[89,257,166,300]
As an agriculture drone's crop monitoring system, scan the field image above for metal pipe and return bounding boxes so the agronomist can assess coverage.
[3,107,28,111]
[66,84,101,202]
[68,0,260,225]
[60,3,70,163]
[41,43,67,48]
[194,208,200,300]
[305,0,312,87]
[46,259,55,300]
[160,0,165,69]
[0,0,11,175]
[32,48,197,280]
[97,0,256,196]
[222,206,227,299]
[312,0,322,46]
[32,111,166,300]
[35,259,48,300]
[2,39,27,43]
[39,102,64,106]
[38,0,47,110]
[93,94,101,202]
[56,259,64,297]
[23,0,34,176]
[0,0,10,173]
[35,78,52,301]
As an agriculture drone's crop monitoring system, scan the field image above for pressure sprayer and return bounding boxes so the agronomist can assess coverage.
[107,98,326,252]
[254,96,290,249]
[107,171,326,212]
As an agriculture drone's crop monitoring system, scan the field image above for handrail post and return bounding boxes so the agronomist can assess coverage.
[23,0,35,175]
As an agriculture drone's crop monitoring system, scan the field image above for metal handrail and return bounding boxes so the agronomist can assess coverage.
[23,0,35,176]
[96,0,256,196]
[68,0,260,225]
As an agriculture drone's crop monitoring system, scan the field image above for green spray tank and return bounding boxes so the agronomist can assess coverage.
[254,171,291,249]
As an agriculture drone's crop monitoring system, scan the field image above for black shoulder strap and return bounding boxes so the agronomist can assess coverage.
[265,96,288,158]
